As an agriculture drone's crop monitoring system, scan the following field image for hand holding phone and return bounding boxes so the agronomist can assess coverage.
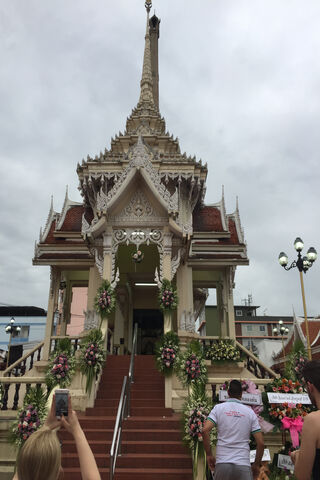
[55,389,69,418]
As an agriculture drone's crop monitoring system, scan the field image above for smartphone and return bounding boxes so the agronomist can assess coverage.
[55,389,69,417]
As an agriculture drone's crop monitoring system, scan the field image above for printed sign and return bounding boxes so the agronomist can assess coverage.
[219,390,262,405]
[250,449,271,463]
[278,454,294,471]
[267,392,311,404]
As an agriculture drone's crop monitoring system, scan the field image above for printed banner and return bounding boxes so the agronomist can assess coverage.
[250,449,271,463]
[267,392,311,404]
[278,454,294,471]
[219,390,262,405]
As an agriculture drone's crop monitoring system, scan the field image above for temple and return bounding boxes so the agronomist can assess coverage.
[33,3,248,360]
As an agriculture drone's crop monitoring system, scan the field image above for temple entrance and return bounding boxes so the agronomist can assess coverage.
[133,309,163,355]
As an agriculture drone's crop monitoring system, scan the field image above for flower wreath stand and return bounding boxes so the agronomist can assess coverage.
[94,279,116,334]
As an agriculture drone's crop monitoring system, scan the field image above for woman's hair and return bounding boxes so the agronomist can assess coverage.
[16,426,61,480]
[302,360,320,391]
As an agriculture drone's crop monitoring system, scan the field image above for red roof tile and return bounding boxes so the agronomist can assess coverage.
[300,321,320,344]
[193,206,224,232]
[59,205,84,232]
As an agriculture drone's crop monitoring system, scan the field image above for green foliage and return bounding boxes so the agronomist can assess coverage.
[176,341,207,386]
[95,280,116,319]
[284,340,308,381]
[158,278,178,311]
[45,338,76,391]
[9,386,47,447]
[79,329,106,393]
[155,331,180,376]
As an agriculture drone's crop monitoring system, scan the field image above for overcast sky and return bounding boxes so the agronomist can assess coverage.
[0,0,319,317]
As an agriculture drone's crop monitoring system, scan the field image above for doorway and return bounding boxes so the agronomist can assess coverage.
[133,309,163,355]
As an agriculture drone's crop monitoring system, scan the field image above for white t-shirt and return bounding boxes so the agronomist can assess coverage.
[207,398,261,467]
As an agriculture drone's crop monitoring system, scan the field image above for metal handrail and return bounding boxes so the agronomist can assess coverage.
[109,323,138,480]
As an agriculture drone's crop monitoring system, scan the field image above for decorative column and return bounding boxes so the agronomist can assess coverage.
[176,263,193,331]
[216,280,227,337]
[163,231,173,333]
[101,230,113,341]
[102,231,113,282]
[225,266,236,339]
[43,266,60,360]
[85,265,101,330]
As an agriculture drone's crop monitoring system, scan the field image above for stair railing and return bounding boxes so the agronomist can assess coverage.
[109,323,138,480]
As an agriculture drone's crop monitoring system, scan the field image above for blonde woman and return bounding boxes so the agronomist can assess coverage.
[13,394,101,480]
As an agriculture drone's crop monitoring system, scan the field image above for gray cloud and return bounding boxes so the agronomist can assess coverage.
[0,0,319,317]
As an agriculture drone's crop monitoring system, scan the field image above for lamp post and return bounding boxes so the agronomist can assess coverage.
[273,320,289,362]
[5,317,21,369]
[278,237,317,360]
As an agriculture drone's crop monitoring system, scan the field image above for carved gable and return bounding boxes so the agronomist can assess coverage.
[109,188,167,227]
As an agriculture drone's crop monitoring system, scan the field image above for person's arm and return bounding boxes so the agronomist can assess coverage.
[251,431,264,479]
[61,396,101,480]
[291,413,317,480]
[202,419,216,471]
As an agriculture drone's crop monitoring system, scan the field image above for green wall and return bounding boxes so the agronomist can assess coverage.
[205,306,221,336]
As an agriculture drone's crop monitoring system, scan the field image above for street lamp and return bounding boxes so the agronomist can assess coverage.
[5,317,21,369]
[273,320,289,361]
[278,237,317,360]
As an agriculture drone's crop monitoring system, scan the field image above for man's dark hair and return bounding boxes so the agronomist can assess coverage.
[302,360,320,391]
[228,379,242,398]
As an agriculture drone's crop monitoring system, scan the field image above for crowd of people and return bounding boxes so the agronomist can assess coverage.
[12,360,320,480]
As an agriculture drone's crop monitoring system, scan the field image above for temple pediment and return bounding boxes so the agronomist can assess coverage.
[95,136,178,216]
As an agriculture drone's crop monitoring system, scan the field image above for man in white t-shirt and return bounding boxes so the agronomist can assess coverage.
[203,379,264,480]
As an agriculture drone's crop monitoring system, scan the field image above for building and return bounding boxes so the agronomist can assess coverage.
[0,306,47,365]
[272,314,320,371]
[32,3,249,360]
[198,304,294,366]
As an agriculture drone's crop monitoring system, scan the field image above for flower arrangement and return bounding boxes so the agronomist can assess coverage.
[204,339,241,363]
[9,386,47,447]
[79,328,106,393]
[176,340,207,386]
[155,331,180,376]
[262,377,312,432]
[132,249,144,263]
[158,278,178,312]
[293,355,308,381]
[182,383,216,477]
[45,338,76,391]
[95,280,116,319]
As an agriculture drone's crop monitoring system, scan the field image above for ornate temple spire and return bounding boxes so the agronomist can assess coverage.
[137,1,156,109]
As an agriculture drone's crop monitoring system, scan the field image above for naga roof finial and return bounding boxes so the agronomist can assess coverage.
[145,0,152,14]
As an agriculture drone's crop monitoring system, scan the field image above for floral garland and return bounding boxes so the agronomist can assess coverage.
[176,341,207,386]
[45,339,76,391]
[9,386,47,447]
[155,331,179,376]
[94,280,116,319]
[182,385,216,478]
[132,249,144,263]
[158,278,178,312]
[204,339,240,363]
[262,378,312,432]
[79,329,106,393]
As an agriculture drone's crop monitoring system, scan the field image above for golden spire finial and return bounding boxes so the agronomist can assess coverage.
[145,1,152,14]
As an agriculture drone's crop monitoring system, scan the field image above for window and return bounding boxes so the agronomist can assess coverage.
[246,325,252,331]
[236,310,243,316]
[259,326,266,332]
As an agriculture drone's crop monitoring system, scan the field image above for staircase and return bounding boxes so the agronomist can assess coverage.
[60,355,193,479]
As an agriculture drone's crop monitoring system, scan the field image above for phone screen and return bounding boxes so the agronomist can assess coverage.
[55,390,69,417]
